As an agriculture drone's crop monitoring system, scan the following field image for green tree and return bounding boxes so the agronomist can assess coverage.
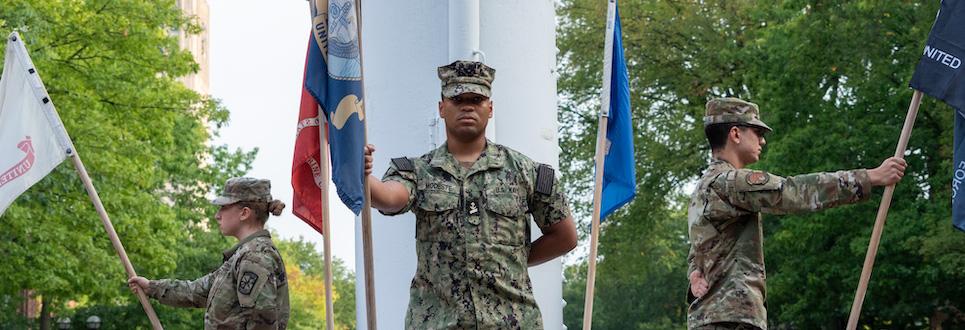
[277,237,357,330]
[0,0,254,327]
[558,0,965,328]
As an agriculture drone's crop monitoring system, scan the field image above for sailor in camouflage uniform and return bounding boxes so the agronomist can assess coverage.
[129,177,290,329]
[364,60,578,329]
[685,98,907,330]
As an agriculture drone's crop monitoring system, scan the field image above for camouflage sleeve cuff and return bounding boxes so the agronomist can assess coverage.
[853,169,872,201]
[146,280,162,298]
[687,250,698,274]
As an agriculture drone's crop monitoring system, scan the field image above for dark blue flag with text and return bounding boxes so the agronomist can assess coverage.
[909,0,965,231]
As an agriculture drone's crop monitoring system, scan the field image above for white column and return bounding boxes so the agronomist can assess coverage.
[448,0,480,62]
[481,1,563,328]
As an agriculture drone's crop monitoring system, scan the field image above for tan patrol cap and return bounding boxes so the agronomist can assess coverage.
[211,177,273,205]
[703,97,772,132]
[438,60,496,98]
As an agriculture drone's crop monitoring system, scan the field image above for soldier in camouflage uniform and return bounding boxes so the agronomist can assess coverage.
[364,60,578,329]
[686,98,908,330]
[129,177,291,329]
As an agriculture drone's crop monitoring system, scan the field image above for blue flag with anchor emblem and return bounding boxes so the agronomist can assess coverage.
[305,0,366,215]
[909,0,965,231]
[600,4,636,220]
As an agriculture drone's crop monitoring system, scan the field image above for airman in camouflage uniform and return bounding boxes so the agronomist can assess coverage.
[686,98,907,330]
[130,177,290,329]
[365,60,577,329]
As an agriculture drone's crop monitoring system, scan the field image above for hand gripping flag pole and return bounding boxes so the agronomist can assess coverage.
[302,0,377,328]
[845,90,921,330]
[355,0,379,327]
[849,0,965,327]
[1,32,163,329]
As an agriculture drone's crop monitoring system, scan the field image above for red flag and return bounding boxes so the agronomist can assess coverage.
[291,43,328,234]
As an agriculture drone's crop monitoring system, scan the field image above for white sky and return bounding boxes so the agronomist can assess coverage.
[207,1,359,270]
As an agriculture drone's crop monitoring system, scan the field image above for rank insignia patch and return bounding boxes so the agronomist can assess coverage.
[468,200,479,215]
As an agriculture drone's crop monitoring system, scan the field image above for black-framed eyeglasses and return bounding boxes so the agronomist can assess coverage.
[737,125,767,138]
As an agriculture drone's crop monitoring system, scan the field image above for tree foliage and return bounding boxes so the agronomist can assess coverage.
[278,237,357,330]
[0,0,255,327]
[558,0,965,329]
[0,1,361,329]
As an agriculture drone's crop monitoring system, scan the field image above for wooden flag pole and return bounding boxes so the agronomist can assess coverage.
[9,31,163,330]
[582,1,617,329]
[582,114,609,330]
[360,149,378,330]
[318,116,336,330]
[70,153,163,330]
[846,89,922,330]
[355,0,378,328]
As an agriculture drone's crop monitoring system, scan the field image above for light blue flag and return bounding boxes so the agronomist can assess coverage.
[600,5,636,220]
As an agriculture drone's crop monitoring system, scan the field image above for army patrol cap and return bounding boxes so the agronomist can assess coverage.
[704,97,773,132]
[438,60,496,98]
[211,177,273,205]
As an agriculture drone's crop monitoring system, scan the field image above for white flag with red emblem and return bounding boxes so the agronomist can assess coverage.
[0,32,73,215]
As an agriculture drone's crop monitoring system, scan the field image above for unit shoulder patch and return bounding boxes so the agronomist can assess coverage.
[238,271,258,295]
[745,171,769,185]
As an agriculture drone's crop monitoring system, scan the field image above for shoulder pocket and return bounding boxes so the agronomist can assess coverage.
[416,189,459,212]
[414,187,460,242]
[236,259,272,308]
[485,193,526,217]
[484,191,528,246]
